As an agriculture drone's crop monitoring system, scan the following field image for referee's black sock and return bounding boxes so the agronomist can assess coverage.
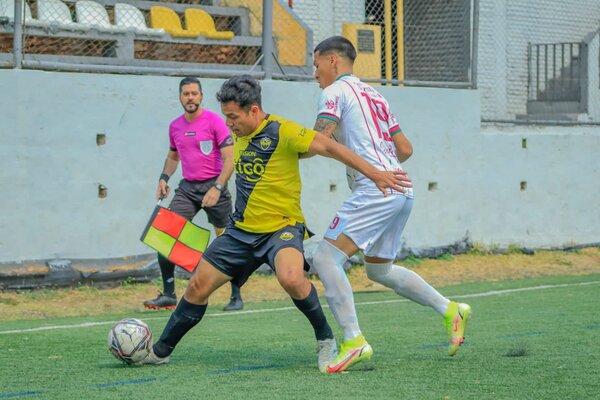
[292,283,334,341]
[153,298,207,357]
[157,255,176,296]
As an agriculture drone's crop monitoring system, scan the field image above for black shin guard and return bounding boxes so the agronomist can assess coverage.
[292,284,333,341]
[153,298,207,357]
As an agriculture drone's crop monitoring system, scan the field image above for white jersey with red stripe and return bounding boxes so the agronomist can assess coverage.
[317,74,413,198]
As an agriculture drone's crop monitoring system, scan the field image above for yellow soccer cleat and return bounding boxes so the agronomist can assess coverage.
[444,302,472,356]
[327,335,373,373]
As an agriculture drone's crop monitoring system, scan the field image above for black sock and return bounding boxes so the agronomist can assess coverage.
[153,298,207,357]
[292,284,333,341]
[158,254,176,296]
[230,282,241,299]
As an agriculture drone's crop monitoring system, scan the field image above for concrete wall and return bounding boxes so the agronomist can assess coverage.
[478,0,600,120]
[1,69,599,264]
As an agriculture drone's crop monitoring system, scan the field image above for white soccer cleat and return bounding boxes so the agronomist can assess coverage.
[139,347,170,365]
[316,338,337,373]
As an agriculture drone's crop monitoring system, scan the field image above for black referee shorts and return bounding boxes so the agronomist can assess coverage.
[169,178,232,228]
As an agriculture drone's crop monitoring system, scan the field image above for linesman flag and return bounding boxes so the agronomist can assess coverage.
[140,205,211,273]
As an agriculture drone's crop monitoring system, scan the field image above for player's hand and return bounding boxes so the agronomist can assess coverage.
[156,181,170,200]
[201,187,220,208]
[371,170,412,196]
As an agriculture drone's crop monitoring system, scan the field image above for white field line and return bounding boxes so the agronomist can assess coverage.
[1,280,598,335]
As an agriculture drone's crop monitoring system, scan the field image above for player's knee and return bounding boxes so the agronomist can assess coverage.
[278,273,307,298]
[185,275,210,303]
[365,261,393,284]
[278,274,303,292]
[311,241,348,272]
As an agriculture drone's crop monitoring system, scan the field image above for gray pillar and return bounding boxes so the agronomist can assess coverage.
[261,0,274,79]
[13,0,24,68]
[470,0,479,89]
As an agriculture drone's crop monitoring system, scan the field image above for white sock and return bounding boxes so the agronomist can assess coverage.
[311,240,362,341]
[364,261,450,315]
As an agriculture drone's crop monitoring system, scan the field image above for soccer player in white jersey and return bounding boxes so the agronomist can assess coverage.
[309,36,472,372]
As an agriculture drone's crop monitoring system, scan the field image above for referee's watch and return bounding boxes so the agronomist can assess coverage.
[214,183,224,192]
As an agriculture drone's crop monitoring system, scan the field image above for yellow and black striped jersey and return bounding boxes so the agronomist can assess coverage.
[231,114,316,233]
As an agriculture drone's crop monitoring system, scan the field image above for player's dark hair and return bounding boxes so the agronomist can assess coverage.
[179,77,202,93]
[314,36,357,63]
[216,75,262,110]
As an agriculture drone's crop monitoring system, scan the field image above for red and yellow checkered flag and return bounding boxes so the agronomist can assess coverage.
[140,205,211,272]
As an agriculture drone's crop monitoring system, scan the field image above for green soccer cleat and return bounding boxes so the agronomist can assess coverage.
[444,302,472,356]
[327,335,373,373]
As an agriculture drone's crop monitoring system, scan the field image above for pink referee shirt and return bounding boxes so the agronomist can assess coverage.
[169,109,232,181]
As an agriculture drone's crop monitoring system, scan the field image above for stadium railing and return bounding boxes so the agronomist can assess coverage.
[1,0,304,76]
[1,0,481,89]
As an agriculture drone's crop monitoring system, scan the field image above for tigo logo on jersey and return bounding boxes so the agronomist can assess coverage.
[200,140,213,155]
[235,158,265,182]
[279,232,294,241]
[259,137,272,151]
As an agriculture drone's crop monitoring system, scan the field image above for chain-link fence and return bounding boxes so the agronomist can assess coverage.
[356,0,474,85]
[1,0,476,86]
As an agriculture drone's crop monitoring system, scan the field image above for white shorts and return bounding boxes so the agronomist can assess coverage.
[324,190,413,260]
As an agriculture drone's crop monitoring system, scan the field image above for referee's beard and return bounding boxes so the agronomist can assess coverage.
[184,102,200,114]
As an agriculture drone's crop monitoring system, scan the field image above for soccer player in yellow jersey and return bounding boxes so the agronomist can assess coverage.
[141,75,412,372]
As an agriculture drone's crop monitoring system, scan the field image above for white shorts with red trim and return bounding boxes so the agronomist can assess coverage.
[324,190,413,260]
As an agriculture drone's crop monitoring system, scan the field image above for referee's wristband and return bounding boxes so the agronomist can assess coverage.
[159,173,170,183]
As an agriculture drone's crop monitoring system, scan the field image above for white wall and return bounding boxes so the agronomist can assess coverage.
[1,69,599,264]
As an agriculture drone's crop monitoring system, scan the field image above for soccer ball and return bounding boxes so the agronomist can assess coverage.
[107,318,152,364]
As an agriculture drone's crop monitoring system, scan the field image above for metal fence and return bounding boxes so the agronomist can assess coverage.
[528,42,584,102]
[1,0,477,87]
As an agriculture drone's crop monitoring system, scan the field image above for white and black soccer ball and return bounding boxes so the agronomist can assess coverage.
[108,318,152,364]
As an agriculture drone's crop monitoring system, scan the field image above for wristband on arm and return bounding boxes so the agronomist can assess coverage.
[159,173,170,183]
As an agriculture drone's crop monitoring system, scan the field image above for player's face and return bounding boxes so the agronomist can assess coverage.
[314,51,336,89]
[221,101,260,137]
[180,83,203,114]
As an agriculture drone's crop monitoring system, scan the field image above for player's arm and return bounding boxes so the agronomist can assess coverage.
[391,130,413,162]
[202,144,234,208]
[299,117,339,159]
[156,150,180,200]
[308,133,412,196]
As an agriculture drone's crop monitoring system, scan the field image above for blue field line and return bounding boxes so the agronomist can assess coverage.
[416,342,472,350]
[581,324,600,330]
[0,391,43,399]
[208,364,283,375]
[415,343,447,350]
[498,332,544,339]
[1,280,599,335]
[92,377,159,388]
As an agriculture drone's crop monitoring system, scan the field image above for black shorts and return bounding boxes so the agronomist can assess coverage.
[201,223,309,287]
[169,178,232,228]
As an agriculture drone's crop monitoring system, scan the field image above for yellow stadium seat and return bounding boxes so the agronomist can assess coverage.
[150,6,198,38]
[184,8,234,40]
